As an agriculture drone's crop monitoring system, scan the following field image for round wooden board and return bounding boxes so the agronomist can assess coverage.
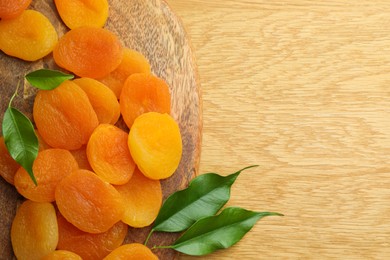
[0,1,202,259]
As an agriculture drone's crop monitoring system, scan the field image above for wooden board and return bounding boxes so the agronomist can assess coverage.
[0,1,202,259]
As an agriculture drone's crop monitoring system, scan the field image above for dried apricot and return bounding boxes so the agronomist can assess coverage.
[103,243,158,260]
[115,168,162,228]
[0,136,19,185]
[120,73,171,128]
[54,0,109,29]
[33,80,99,150]
[42,250,82,260]
[57,213,128,260]
[70,146,93,171]
[73,78,120,124]
[99,48,151,98]
[129,112,182,180]
[87,124,135,185]
[55,169,125,233]
[0,10,58,61]
[14,149,78,202]
[0,0,32,19]
[11,200,58,260]
[53,26,123,78]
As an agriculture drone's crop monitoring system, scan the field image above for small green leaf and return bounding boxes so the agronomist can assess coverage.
[25,69,74,90]
[169,207,283,256]
[152,166,258,233]
[2,88,38,185]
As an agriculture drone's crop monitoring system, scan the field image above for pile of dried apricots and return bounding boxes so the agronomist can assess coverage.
[0,0,182,259]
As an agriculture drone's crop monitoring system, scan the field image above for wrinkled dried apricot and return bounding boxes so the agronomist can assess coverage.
[99,48,151,98]
[55,169,125,233]
[11,200,58,260]
[120,73,171,128]
[54,0,109,29]
[129,112,182,180]
[115,168,162,228]
[0,10,58,61]
[73,78,120,124]
[0,136,19,185]
[42,250,82,260]
[103,243,158,260]
[57,213,128,260]
[87,124,135,185]
[33,80,99,150]
[70,146,93,171]
[14,149,78,202]
[53,26,123,78]
[0,0,32,19]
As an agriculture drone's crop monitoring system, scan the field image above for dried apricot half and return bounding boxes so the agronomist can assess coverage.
[0,0,32,20]
[54,0,109,29]
[73,78,120,124]
[55,169,125,233]
[0,10,58,61]
[53,26,123,78]
[33,80,99,150]
[120,73,171,128]
[57,213,128,260]
[115,168,162,228]
[99,48,151,98]
[129,112,182,180]
[11,200,58,260]
[103,243,158,260]
[87,124,135,185]
[14,149,78,202]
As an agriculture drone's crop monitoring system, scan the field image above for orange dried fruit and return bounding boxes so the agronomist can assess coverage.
[14,149,78,202]
[99,48,151,98]
[42,250,82,260]
[57,213,128,260]
[33,80,99,150]
[128,112,182,180]
[120,73,171,128]
[0,0,32,20]
[53,26,123,78]
[73,78,120,124]
[115,168,162,228]
[0,10,58,61]
[103,243,158,260]
[54,0,109,29]
[0,136,19,185]
[11,200,58,260]
[55,169,125,233]
[87,124,135,185]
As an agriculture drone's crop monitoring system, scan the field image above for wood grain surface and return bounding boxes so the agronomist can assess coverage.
[165,1,390,259]
[0,1,201,259]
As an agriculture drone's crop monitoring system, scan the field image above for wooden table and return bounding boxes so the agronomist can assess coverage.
[165,1,390,259]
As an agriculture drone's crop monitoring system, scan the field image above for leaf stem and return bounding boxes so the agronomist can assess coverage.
[8,81,20,108]
[144,229,154,246]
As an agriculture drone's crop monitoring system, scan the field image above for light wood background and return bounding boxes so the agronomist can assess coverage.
[165,0,390,259]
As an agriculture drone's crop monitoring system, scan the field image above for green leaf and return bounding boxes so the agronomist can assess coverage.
[2,89,38,185]
[170,207,283,256]
[152,165,258,233]
[25,69,74,90]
